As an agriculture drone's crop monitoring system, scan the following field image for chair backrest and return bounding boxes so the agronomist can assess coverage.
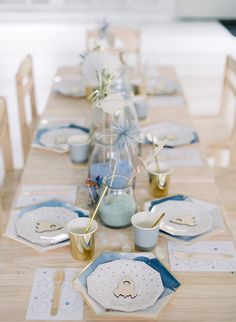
[0,97,13,172]
[0,191,3,238]
[86,26,140,64]
[219,55,236,164]
[0,97,13,237]
[220,55,236,117]
[16,55,38,163]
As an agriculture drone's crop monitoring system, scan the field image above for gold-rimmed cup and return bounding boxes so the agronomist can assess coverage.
[147,161,173,198]
[67,218,98,261]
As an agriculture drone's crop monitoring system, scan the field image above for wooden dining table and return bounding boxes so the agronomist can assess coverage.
[0,65,236,322]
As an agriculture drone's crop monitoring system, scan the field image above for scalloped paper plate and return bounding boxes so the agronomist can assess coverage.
[15,200,88,246]
[33,123,89,153]
[151,200,213,237]
[87,259,164,312]
[53,79,86,97]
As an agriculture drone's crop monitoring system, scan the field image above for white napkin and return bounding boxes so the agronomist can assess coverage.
[26,268,83,320]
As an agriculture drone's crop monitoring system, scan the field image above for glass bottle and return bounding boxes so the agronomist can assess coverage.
[90,96,138,137]
[98,174,136,228]
[88,130,134,182]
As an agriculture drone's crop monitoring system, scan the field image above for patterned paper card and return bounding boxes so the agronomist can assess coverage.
[149,95,185,108]
[168,241,236,272]
[26,268,83,320]
[14,185,77,208]
[158,148,202,167]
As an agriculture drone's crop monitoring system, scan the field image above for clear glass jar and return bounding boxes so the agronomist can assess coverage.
[99,175,136,228]
[88,130,134,182]
[90,96,138,137]
[111,69,132,96]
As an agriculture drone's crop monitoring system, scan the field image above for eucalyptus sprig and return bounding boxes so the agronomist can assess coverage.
[88,68,114,103]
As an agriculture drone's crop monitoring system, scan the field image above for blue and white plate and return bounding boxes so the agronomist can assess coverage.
[16,200,89,246]
[33,123,90,153]
[73,252,180,317]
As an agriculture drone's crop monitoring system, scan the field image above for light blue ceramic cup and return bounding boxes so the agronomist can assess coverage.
[68,134,90,163]
[133,95,149,119]
[131,211,160,251]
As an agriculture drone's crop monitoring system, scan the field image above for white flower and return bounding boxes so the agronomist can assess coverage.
[82,51,120,87]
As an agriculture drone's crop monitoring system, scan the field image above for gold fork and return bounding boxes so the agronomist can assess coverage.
[175,251,233,261]
[51,268,64,316]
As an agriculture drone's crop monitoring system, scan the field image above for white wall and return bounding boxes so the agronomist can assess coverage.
[178,0,236,19]
[0,18,236,173]
[0,0,177,24]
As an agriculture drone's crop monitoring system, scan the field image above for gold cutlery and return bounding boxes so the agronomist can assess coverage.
[158,156,197,161]
[174,251,234,261]
[22,190,69,196]
[51,268,64,316]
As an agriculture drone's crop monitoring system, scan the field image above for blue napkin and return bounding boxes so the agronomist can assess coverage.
[89,160,133,186]
[18,199,88,218]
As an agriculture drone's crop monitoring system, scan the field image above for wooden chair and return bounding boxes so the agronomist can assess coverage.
[0,97,21,236]
[194,55,236,166]
[86,26,140,65]
[214,167,236,239]
[0,97,13,172]
[16,55,38,163]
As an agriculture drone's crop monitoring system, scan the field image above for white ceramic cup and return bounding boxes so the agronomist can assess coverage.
[68,134,90,163]
[131,211,160,251]
[133,95,149,119]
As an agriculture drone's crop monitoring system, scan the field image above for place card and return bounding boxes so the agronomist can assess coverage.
[26,268,83,320]
[14,185,77,208]
[149,95,185,108]
[168,241,236,272]
[158,148,202,167]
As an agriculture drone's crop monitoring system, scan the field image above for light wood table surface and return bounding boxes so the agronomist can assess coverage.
[0,66,235,322]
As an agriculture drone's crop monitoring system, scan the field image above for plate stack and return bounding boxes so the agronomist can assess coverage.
[73,252,180,318]
[145,195,225,244]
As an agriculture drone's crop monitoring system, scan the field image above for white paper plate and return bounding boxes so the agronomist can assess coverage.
[150,200,213,237]
[16,206,77,245]
[53,79,86,97]
[87,259,164,312]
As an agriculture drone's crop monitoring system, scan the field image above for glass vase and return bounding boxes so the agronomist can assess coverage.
[99,174,136,228]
